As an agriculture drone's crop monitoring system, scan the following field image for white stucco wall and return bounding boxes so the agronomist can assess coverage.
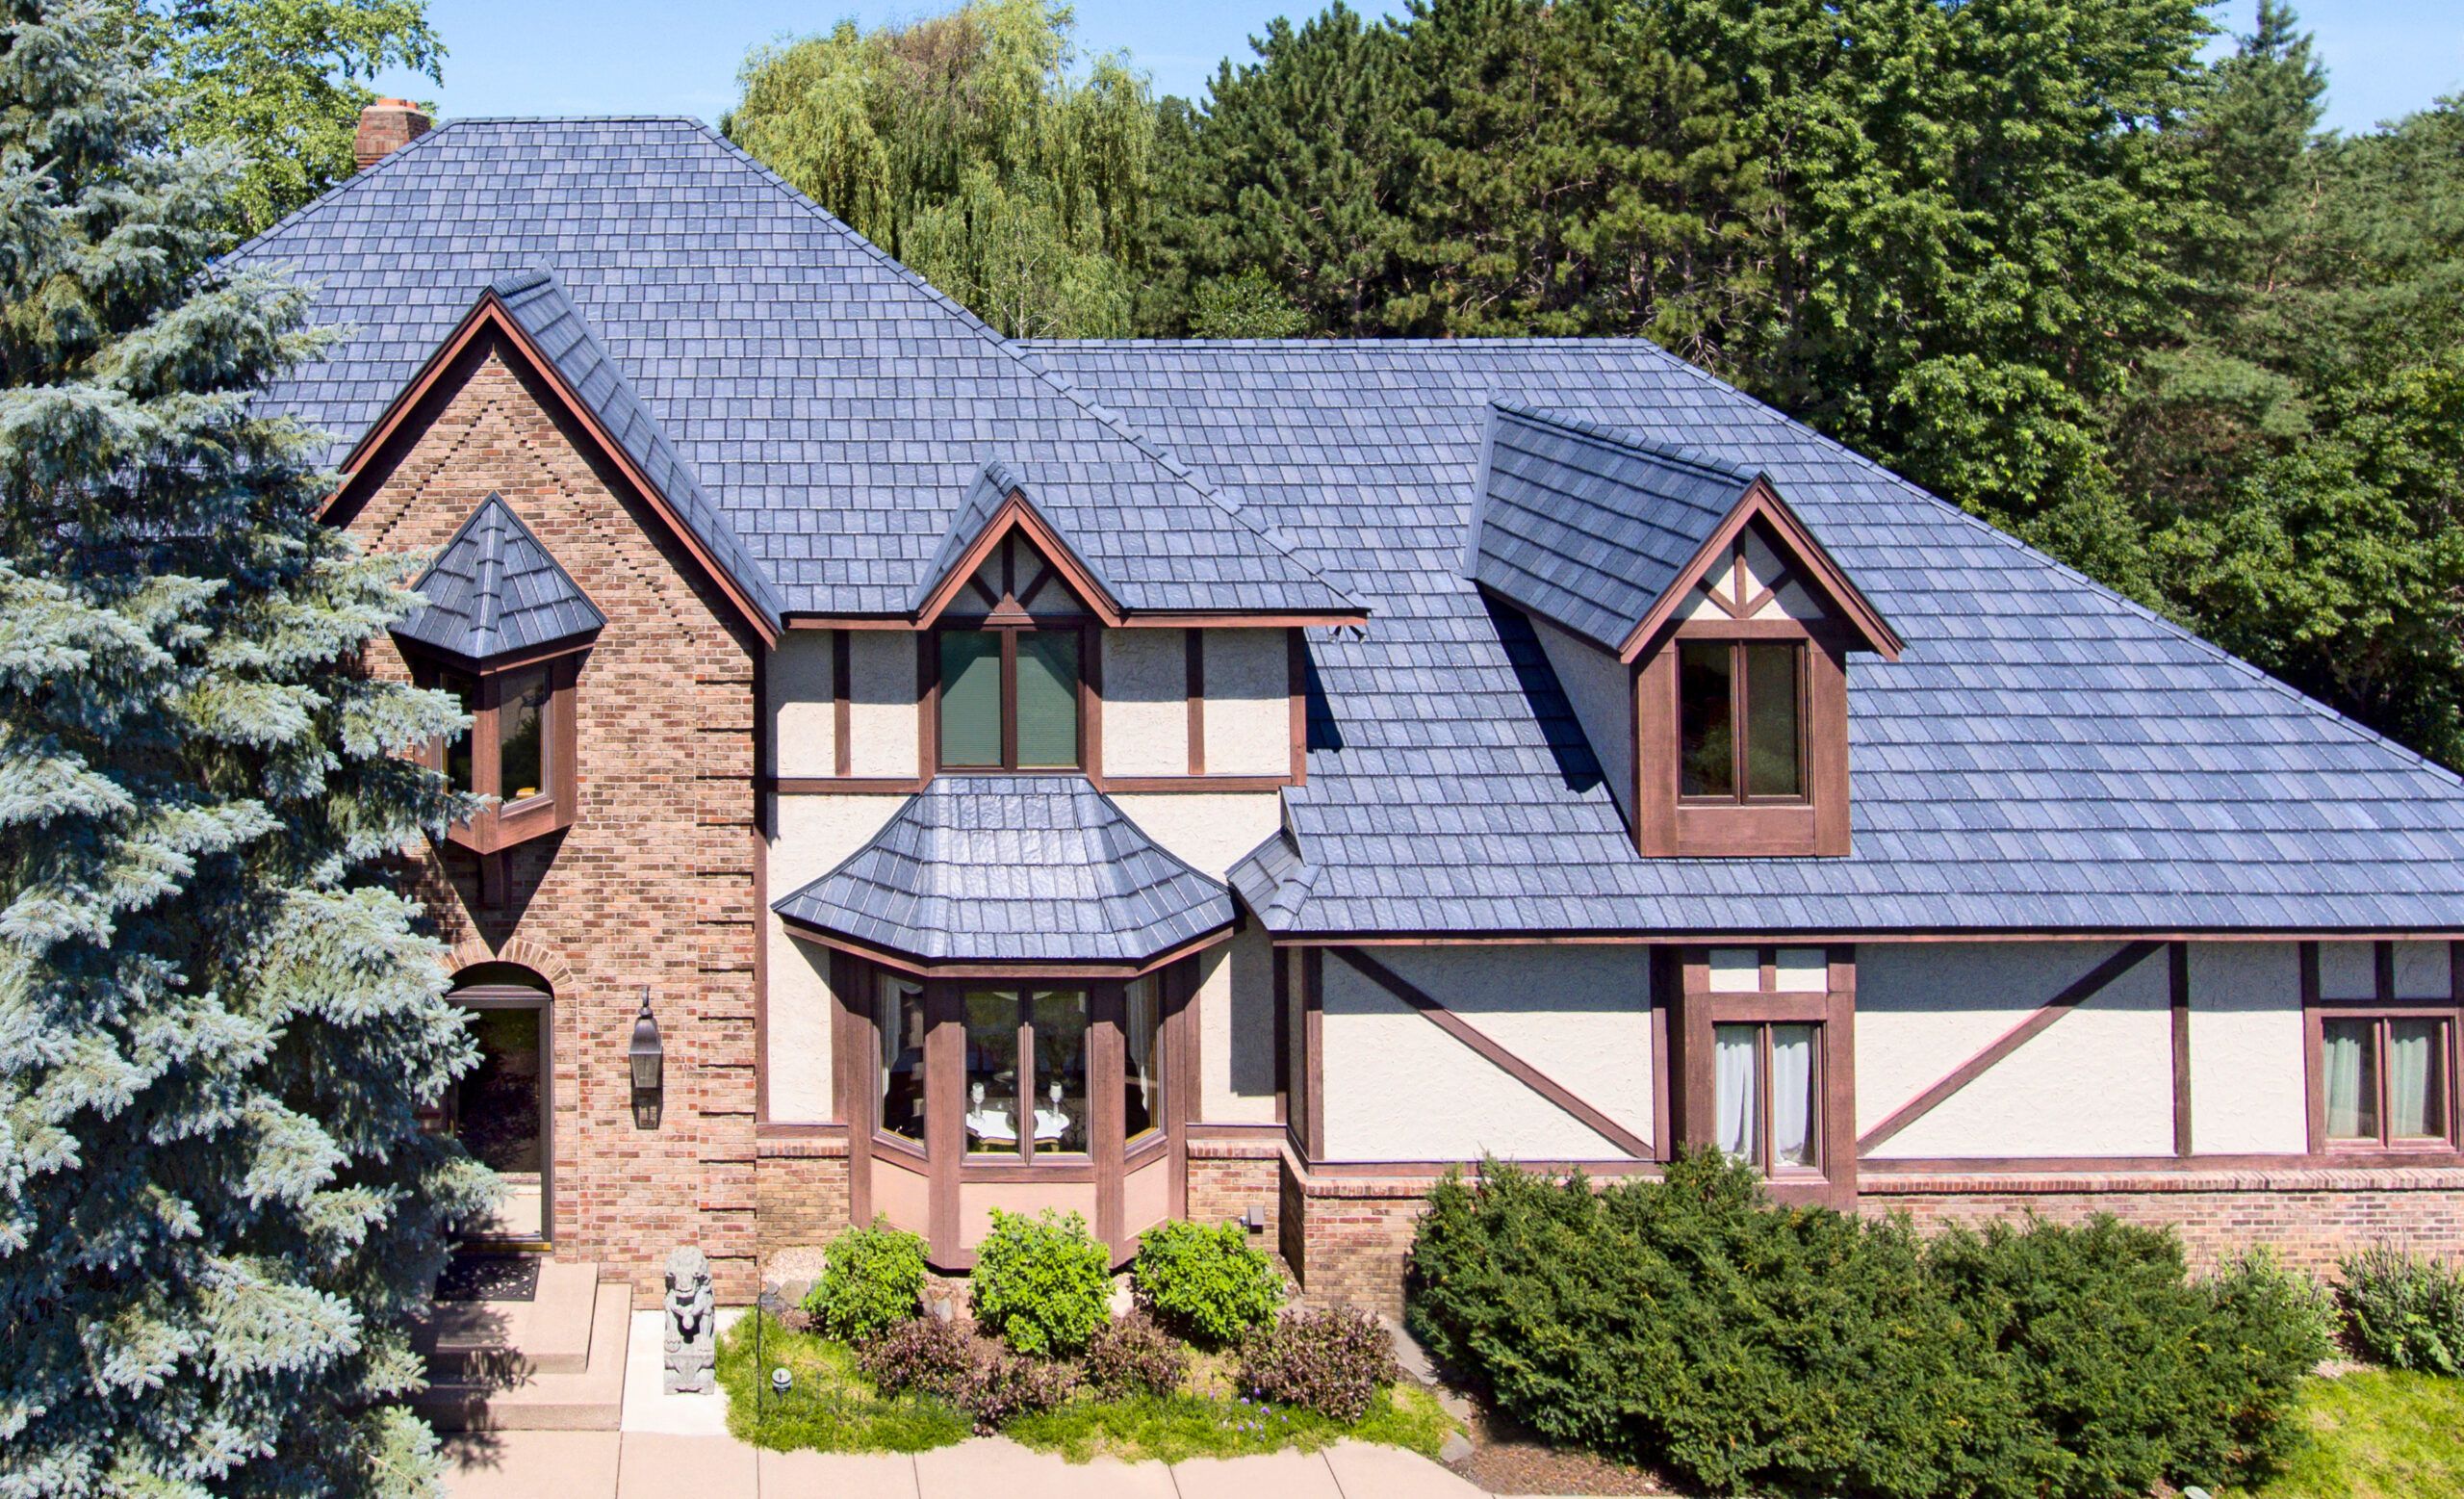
[762,792,908,1123]
[2317,941,2374,999]
[2186,942,2306,1154]
[1322,944,1653,1161]
[847,633,918,777]
[1198,922,1278,1124]
[1857,943,2173,1158]
[769,631,835,778]
[1199,629,1288,777]
[1529,616,1634,822]
[1100,628,1188,777]
[1108,792,1282,881]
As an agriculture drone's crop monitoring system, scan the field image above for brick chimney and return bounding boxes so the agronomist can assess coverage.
[353,98,431,171]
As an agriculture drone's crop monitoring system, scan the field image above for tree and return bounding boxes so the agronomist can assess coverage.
[726,0,1157,338]
[146,0,446,238]
[0,3,488,1494]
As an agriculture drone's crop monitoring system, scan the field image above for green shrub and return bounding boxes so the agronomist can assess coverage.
[969,1208,1114,1357]
[1133,1220,1285,1346]
[1405,1150,2323,1499]
[804,1218,928,1343]
[1237,1306,1399,1423]
[2338,1246,2464,1375]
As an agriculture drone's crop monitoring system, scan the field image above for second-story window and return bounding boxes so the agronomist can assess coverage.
[938,626,1081,770]
[1678,639,1803,801]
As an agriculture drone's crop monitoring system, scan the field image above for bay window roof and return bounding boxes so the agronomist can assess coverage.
[772,777,1235,969]
[394,493,604,665]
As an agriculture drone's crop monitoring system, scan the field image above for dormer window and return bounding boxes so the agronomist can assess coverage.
[1678,639,1804,802]
[391,494,603,855]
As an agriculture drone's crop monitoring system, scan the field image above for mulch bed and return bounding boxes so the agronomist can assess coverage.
[1448,1435,1678,1495]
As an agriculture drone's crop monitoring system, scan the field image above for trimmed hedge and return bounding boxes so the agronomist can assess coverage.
[1406,1150,2325,1499]
[969,1208,1114,1357]
[804,1218,928,1343]
[1134,1220,1285,1346]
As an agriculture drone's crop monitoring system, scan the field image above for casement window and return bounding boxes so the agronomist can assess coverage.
[416,653,580,853]
[962,987,1092,1157]
[875,974,926,1145]
[1122,977,1161,1145]
[2322,1015,2453,1148]
[937,626,1083,771]
[1678,639,1805,802]
[1713,1021,1821,1173]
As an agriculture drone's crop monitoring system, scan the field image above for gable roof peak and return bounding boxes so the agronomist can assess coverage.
[394,492,605,664]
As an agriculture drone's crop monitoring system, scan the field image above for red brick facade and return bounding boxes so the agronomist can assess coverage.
[344,343,763,1303]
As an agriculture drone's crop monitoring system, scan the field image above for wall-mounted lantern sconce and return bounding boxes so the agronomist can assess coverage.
[629,987,663,1129]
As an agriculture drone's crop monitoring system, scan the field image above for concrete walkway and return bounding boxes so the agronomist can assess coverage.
[441,1432,1491,1498]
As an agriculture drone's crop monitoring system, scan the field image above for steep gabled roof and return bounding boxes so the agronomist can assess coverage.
[772,777,1236,968]
[235,116,1353,621]
[1467,402,1896,659]
[394,493,604,663]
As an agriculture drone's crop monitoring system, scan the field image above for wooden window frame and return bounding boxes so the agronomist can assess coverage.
[410,648,582,854]
[954,985,1097,1167]
[1677,638,1810,807]
[2300,941,2464,1157]
[2314,1012,2456,1150]
[1672,945,1858,1208]
[1709,1019,1826,1178]
[931,621,1092,774]
[1637,623,1850,857]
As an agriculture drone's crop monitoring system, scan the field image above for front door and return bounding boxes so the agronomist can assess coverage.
[441,986,552,1243]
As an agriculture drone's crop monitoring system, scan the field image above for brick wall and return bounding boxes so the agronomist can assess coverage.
[1188,1142,1283,1249]
[1280,1162,2464,1317]
[346,344,763,1303]
[755,1139,851,1265]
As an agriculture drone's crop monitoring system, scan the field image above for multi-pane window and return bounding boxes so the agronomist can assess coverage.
[422,656,575,854]
[1712,1021,1820,1172]
[938,628,1081,770]
[496,663,550,803]
[962,987,1091,1157]
[875,975,925,1144]
[1678,640,1804,800]
[2323,1015,2452,1147]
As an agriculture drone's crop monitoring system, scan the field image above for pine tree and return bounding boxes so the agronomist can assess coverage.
[0,3,489,1494]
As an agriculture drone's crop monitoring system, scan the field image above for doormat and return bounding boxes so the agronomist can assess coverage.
[437,1252,540,1303]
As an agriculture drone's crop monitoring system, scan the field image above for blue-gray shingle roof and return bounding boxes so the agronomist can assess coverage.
[1467,402,1761,653]
[237,117,1354,622]
[773,777,1236,965]
[1027,338,2464,937]
[394,493,604,662]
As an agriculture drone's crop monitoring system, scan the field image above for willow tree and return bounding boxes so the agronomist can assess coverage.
[0,1,488,1493]
[727,0,1157,338]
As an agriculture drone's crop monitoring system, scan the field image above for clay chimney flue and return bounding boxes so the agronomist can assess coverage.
[354,98,431,171]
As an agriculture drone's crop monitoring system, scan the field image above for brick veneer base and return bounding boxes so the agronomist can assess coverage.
[754,1141,851,1269]
[1188,1142,1283,1253]
[1278,1161,2464,1319]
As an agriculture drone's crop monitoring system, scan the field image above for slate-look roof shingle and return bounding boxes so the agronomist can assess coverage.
[1467,402,1762,653]
[241,116,2464,938]
[394,493,604,661]
[240,118,1350,622]
[773,777,1236,965]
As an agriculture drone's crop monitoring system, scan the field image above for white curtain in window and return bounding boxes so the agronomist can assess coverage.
[2323,1021,2374,1140]
[2389,1021,2443,1139]
[1770,1025,1816,1167]
[1714,1025,1758,1158]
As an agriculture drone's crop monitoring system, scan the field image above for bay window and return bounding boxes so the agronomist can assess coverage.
[962,987,1091,1158]
[414,652,580,853]
[876,975,925,1144]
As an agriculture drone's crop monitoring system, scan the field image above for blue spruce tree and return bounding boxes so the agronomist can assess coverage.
[0,2,492,1493]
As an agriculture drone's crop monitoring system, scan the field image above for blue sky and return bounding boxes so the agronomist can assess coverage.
[371,0,2459,136]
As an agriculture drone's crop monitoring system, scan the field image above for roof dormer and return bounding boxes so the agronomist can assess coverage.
[1467,403,1899,858]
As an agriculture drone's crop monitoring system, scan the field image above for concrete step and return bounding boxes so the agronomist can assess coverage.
[419,1259,603,1381]
[414,1277,631,1432]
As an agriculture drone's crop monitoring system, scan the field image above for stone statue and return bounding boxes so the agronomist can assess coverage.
[662,1247,715,1394]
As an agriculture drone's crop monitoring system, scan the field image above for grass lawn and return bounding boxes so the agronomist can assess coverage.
[715,1311,1457,1462]
[2228,1371,2464,1499]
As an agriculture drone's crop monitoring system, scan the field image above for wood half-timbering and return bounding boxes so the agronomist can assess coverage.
[766,624,1315,795]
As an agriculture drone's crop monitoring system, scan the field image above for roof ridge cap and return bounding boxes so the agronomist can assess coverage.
[223,112,463,262]
[1489,399,1762,486]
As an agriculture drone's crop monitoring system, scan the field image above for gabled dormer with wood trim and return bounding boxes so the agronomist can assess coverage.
[1466,402,1900,858]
